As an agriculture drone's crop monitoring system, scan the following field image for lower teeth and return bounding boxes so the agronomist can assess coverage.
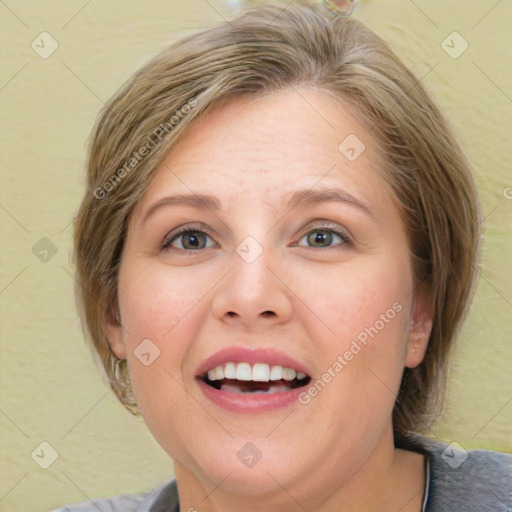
[221,383,291,394]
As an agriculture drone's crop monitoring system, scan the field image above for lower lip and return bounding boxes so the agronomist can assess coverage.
[197,379,306,413]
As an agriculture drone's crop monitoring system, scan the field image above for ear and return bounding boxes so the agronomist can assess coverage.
[404,284,434,368]
[104,304,127,360]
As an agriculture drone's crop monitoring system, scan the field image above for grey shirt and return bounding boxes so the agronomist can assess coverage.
[51,436,512,511]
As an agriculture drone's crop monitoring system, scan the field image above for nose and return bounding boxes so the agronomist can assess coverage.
[210,244,293,330]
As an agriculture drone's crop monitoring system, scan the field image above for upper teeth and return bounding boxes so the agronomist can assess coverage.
[207,362,307,382]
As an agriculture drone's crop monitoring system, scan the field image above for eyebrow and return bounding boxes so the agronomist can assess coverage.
[284,187,376,220]
[141,187,375,226]
[141,194,221,227]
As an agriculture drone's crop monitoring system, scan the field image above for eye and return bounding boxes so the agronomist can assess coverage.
[161,224,217,251]
[161,222,352,252]
[296,223,352,250]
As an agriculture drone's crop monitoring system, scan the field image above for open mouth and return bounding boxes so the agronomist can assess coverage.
[198,362,311,394]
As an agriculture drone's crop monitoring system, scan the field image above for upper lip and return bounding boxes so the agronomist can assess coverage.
[195,346,311,379]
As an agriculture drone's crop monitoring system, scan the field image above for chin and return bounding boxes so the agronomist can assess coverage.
[185,438,303,495]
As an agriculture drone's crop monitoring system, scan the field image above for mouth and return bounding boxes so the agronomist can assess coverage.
[195,346,313,411]
[197,362,311,394]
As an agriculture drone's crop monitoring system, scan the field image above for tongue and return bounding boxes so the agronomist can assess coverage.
[220,379,292,394]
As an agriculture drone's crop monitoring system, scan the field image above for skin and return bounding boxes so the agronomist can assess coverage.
[107,88,434,512]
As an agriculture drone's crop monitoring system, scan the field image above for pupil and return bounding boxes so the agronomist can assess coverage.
[309,230,331,247]
[184,232,203,249]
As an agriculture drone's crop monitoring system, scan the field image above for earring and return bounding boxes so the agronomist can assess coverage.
[113,356,124,381]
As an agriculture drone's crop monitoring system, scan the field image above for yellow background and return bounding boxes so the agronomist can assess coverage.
[1,1,511,510]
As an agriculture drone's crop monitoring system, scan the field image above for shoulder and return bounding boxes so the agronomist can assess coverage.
[400,435,512,512]
[49,480,178,512]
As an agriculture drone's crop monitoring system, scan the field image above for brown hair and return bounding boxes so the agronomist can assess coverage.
[72,0,481,439]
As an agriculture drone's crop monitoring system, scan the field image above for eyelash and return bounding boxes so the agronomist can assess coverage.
[161,222,353,252]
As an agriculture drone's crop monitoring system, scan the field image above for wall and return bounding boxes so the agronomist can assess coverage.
[0,1,510,510]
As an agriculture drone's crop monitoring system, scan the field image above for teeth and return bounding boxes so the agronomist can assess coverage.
[235,362,252,381]
[207,366,224,381]
[206,362,306,382]
[222,384,292,394]
[224,362,236,379]
[252,363,270,382]
[213,365,225,380]
[282,367,296,381]
[270,365,283,381]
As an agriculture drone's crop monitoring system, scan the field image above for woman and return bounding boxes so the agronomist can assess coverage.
[54,1,511,511]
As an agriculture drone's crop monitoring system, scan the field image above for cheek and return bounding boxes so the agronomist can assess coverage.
[117,265,209,411]
[119,263,210,343]
[306,260,409,400]
[308,261,407,342]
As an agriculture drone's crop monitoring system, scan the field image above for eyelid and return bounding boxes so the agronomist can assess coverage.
[161,223,218,250]
[294,220,353,247]
[302,220,351,236]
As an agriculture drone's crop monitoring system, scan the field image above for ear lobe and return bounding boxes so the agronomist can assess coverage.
[105,307,127,360]
[405,286,434,369]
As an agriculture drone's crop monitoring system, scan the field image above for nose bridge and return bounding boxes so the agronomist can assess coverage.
[235,235,274,297]
[231,234,278,305]
[210,232,293,326]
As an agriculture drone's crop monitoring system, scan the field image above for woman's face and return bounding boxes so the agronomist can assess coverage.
[107,88,431,501]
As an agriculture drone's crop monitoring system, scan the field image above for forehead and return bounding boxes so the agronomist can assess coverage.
[134,88,390,218]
